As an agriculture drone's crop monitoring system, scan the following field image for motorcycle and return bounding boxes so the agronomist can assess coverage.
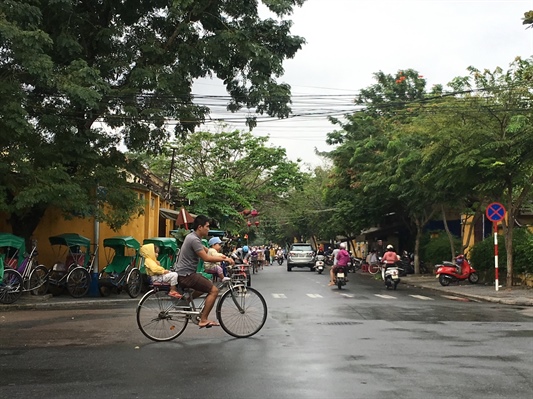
[382,262,402,290]
[276,254,284,265]
[314,254,325,274]
[347,256,362,273]
[335,267,347,289]
[435,255,479,286]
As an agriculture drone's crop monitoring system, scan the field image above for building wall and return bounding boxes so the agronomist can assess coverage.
[1,187,174,272]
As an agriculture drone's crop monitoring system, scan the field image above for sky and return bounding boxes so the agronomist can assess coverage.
[193,0,533,170]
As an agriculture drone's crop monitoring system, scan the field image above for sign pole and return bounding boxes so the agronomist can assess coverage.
[493,222,499,292]
[485,202,506,292]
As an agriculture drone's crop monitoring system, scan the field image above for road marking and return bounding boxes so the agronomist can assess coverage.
[307,294,323,298]
[375,294,396,299]
[409,295,434,301]
[441,295,470,302]
[341,294,354,298]
[272,294,287,299]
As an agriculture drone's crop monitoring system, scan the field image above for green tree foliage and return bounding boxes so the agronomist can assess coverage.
[0,0,305,240]
[421,58,533,286]
[136,130,305,235]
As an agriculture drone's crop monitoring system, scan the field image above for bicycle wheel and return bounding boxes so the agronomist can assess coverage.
[29,265,49,295]
[0,269,23,304]
[216,286,267,338]
[66,267,91,298]
[126,268,142,298]
[368,262,381,275]
[136,289,188,341]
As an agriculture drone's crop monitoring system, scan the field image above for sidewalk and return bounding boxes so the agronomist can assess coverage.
[398,274,533,306]
[0,291,139,311]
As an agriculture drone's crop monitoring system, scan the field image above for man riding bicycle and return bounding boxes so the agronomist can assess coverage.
[175,215,234,329]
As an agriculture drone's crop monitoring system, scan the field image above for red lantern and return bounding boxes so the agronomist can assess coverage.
[243,209,251,216]
[247,221,252,227]
[251,209,258,217]
[254,220,259,227]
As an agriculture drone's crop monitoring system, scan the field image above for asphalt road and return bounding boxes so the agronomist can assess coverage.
[1,263,532,399]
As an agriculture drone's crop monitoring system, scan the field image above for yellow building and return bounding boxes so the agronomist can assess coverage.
[0,168,180,273]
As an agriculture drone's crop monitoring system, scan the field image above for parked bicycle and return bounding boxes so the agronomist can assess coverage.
[136,277,267,341]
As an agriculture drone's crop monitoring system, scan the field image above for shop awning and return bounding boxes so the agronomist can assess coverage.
[159,208,182,220]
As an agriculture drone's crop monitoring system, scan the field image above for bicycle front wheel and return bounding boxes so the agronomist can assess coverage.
[136,289,188,342]
[216,286,267,338]
[368,263,381,275]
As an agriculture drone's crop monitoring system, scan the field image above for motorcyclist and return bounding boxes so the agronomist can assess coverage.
[328,242,350,286]
[381,244,400,281]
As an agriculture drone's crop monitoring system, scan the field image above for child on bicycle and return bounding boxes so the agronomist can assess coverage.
[140,243,182,299]
[204,237,232,282]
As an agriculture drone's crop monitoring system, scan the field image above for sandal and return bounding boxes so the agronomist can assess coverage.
[168,291,183,299]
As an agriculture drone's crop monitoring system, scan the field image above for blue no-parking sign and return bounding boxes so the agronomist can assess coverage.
[486,202,506,222]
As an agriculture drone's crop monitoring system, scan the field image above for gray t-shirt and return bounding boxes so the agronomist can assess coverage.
[176,231,205,276]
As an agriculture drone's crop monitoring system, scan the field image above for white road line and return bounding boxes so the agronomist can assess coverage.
[341,294,354,298]
[441,295,470,302]
[307,294,324,298]
[272,294,287,299]
[374,294,396,299]
[409,295,434,301]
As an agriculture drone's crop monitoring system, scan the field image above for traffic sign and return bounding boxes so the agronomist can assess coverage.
[486,202,506,222]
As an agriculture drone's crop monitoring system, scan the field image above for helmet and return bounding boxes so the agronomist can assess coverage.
[386,245,394,250]
[456,254,464,264]
[340,242,347,249]
[242,245,249,253]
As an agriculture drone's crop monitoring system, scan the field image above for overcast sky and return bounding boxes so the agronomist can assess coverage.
[194,0,533,170]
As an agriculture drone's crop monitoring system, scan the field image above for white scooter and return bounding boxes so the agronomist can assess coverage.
[314,254,325,274]
[382,262,402,290]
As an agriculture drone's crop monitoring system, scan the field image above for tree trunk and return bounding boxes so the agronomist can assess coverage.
[414,220,422,274]
[8,205,47,249]
[441,205,455,261]
[504,188,514,289]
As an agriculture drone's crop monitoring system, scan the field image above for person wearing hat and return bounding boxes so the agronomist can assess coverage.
[204,236,232,283]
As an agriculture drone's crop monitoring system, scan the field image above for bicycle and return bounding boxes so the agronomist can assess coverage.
[367,261,383,275]
[136,277,267,342]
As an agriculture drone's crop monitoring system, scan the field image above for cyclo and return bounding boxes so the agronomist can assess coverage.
[0,233,49,304]
[47,233,98,298]
[98,236,143,298]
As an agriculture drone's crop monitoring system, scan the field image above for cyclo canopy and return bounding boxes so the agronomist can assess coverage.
[48,233,91,268]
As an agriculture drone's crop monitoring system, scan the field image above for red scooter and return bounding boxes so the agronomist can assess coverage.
[435,255,479,286]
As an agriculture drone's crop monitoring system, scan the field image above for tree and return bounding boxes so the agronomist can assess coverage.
[422,59,533,287]
[136,130,305,234]
[0,0,306,240]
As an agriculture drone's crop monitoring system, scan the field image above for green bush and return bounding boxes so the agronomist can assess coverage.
[421,231,462,266]
[469,227,533,275]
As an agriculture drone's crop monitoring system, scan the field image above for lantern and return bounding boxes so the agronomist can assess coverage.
[254,220,259,227]
[251,209,258,217]
[243,209,251,216]
[247,221,252,227]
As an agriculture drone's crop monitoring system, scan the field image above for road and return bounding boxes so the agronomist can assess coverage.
[1,264,532,399]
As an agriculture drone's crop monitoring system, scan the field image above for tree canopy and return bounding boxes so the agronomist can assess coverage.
[0,0,306,239]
